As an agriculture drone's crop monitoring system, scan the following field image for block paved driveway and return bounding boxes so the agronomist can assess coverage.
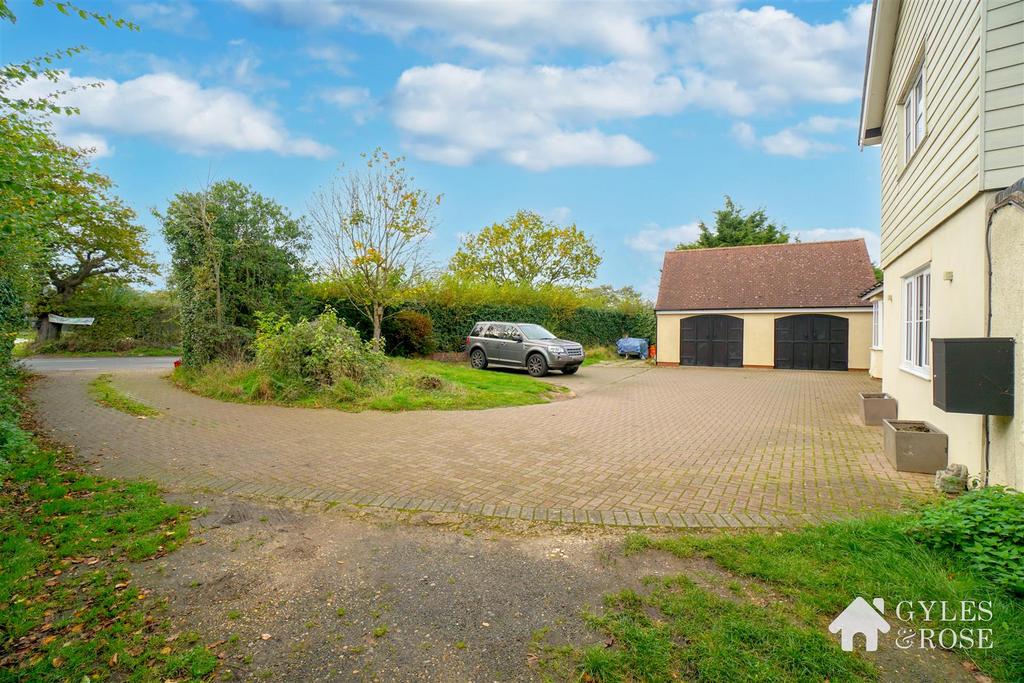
[29,362,932,528]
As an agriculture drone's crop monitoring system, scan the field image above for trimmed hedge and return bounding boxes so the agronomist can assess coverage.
[299,295,655,352]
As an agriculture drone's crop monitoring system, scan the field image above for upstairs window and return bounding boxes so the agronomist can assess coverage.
[903,65,925,161]
[902,267,930,376]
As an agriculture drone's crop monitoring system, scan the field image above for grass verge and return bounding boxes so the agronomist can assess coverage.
[88,374,160,417]
[0,367,210,682]
[172,357,568,412]
[547,513,1022,682]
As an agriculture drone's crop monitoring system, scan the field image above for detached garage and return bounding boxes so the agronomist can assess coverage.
[654,239,877,371]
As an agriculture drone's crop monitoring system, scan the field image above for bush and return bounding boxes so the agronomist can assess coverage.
[385,310,436,356]
[254,308,389,388]
[910,486,1024,593]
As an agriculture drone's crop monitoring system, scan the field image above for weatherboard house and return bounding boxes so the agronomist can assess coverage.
[828,597,890,652]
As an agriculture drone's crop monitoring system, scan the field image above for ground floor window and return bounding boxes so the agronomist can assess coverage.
[901,267,930,376]
[872,300,884,349]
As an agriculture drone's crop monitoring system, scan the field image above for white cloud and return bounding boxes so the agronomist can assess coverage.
[730,121,757,147]
[304,45,357,76]
[794,227,880,263]
[393,62,684,169]
[323,86,370,108]
[732,116,856,158]
[625,222,700,255]
[673,4,871,113]
[127,1,204,36]
[63,132,113,158]
[16,71,331,158]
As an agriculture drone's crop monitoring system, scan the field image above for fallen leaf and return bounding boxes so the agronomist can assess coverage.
[109,652,118,666]
[260,633,272,641]
[51,656,64,668]
[159,646,172,655]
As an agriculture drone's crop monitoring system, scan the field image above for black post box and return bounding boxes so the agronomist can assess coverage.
[932,338,1014,416]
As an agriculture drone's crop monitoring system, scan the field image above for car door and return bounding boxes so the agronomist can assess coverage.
[505,325,527,366]
[484,324,511,363]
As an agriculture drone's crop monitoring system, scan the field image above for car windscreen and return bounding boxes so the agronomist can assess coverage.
[518,324,556,340]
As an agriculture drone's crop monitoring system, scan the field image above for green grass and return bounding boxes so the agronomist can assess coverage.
[582,346,618,365]
[172,358,568,412]
[562,515,1023,682]
[0,367,209,682]
[88,374,160,417]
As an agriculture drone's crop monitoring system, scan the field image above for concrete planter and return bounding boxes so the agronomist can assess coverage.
[882,420,948,473]
[860,392,897,426]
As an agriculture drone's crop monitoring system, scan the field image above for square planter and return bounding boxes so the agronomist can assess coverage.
[860,392,897,426]
[882,420,948,473]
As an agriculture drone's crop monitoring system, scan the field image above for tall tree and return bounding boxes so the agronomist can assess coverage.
[158,180,309,365]
[676,196,791,250]
[449,210,601,287]
[309,148,439,343]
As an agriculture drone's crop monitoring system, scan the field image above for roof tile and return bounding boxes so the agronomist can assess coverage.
[655,239,876,311]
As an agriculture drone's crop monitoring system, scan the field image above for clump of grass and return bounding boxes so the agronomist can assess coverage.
[88,373,160,417]
[173,357,566,413]
[614,510,1024,682]
[1,367,202,681]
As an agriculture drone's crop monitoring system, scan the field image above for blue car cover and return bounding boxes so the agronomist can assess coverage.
[616,337,649,359]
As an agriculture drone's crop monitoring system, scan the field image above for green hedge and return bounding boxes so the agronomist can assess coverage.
[299,295,655,352]
[42,287,180,353]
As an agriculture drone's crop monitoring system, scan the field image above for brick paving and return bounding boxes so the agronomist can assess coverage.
[29,365,933,528]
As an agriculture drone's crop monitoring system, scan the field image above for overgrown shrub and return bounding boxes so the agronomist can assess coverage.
[910,486,1024,593]
[385,309,436,356]
[255,308,389,388]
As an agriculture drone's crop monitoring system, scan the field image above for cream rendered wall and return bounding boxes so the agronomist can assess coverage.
[655,311,872,370]
[880,194,992,475]
[988,194,1023,489]
[879,0,982,266]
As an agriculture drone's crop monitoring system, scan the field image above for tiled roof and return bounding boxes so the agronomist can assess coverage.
[655,239,877,311]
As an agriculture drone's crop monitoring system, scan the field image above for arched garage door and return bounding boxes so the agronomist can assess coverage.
[681,315,743,367]
[774,314,848,371]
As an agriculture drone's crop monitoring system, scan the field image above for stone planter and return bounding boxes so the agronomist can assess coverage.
[882,420,948,473]
[860,392,897,426]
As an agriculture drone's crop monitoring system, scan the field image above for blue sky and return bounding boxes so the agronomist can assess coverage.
[4,0,882,297]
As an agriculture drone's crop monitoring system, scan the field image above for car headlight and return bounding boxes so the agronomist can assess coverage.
[549,345,565,353]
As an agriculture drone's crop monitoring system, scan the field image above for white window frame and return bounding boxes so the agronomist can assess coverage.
[872,300,884,350]
[903,64,925,162]
[901,267,931,379]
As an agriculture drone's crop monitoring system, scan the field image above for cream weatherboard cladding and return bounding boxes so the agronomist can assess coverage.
[879,0,982,267]
[983,0,1024,189]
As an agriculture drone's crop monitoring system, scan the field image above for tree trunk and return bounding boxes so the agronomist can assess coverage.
[371,303,384,348]
[36,314,62,343]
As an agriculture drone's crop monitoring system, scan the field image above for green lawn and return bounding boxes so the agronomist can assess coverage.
[172,357,568,412]
[88,374,161,417]
[543,513,1023,682]
[0,367,210,682]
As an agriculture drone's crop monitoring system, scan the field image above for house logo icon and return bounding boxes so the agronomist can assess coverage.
[829,597,890,651]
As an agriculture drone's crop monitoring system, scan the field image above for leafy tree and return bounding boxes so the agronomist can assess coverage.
[677,196,791,250]
[583,284,651,316]
[449,210,601,287]
[158,181,309,366]
[0,0,135,356]
[309,148,439,343]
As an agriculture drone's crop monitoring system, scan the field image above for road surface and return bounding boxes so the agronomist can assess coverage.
[18,356,178,373]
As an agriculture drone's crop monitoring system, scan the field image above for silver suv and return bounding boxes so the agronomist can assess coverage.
[466,322,584,377]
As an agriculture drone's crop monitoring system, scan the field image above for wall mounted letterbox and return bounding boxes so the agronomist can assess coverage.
[932,338,1014,416]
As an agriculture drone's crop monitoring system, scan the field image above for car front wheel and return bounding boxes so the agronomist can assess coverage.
[526,353,548,377]
[561,366,579,375]
[470,348,488,369]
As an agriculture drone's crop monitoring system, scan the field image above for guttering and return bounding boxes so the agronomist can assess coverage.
[859,0,901,148]
[655,307,872,315]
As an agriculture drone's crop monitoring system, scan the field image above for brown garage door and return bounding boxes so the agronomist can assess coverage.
[681,315,743,367]
[774,314,848,371]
